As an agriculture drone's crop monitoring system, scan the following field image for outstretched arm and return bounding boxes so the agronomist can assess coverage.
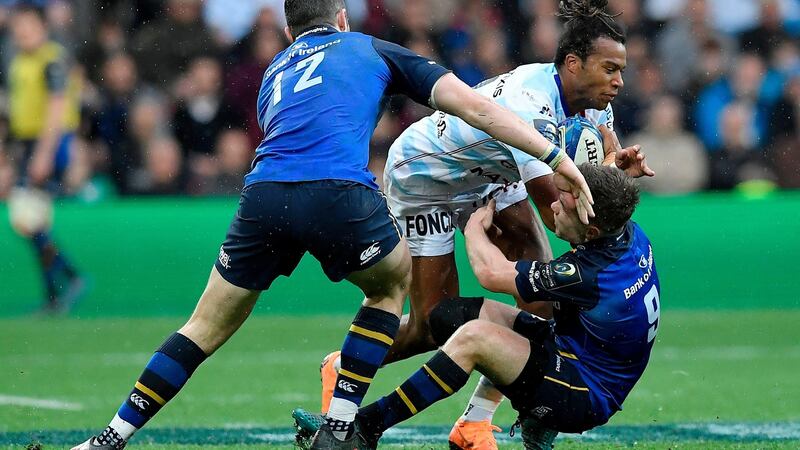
[432,73,594,224]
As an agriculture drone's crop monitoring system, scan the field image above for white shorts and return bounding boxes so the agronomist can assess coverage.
[386,181,529,257]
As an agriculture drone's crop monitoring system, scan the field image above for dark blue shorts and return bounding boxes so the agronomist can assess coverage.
[215,180,403,290]
[497,314,605,433]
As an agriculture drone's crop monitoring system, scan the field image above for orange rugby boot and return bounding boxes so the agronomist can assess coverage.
[448,418,502,450]
[319,350,341,414]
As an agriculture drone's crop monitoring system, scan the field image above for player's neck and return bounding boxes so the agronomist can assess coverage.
[556,68,588,115]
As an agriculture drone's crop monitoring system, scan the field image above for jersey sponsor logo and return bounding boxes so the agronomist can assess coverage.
[436,112,447,138]
[130,393,149,409]
[625,245,654,299]
[360,242,381,265]
[218,247,231,270]
[265,39,342,78]
[404,212,455,237]
[493,74,508,98]
[555,354,563,373]
[337,380,357,393]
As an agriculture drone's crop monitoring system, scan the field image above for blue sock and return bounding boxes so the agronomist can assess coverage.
[109,333,207,436]
[361,351,469,432]
[327,306,400,429]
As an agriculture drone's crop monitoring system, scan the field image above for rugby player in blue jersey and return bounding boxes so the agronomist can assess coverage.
[71,0,596,448]
[297,163,659,450]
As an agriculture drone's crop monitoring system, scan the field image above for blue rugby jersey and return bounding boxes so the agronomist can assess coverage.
[245,25,450,190]
[514,221,660,422]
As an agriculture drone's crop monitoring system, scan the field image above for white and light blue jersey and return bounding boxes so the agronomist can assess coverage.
[385,63,614,200]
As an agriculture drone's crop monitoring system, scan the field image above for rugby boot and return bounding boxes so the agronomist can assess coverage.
[293,407,326,449]
[294,408,379,450]
[70,437,123,450]
[320,350,341,414]
[448,418,502,449]
[308,422,377,450]
[517,416,558,450]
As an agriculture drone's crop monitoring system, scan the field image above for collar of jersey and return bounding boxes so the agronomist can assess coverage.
[295,24,339,41]
[553,73,574,117]
[574,221,631,251]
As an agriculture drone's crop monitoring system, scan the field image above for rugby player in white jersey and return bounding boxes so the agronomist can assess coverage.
[314,1,654,448]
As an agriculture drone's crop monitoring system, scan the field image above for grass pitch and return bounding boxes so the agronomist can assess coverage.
[2,310,799,449]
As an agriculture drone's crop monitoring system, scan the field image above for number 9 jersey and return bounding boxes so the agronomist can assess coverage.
[514,221,661,423]
[246,25,450,190]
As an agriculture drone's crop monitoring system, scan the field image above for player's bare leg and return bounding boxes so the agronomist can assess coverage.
[384,252,460,363]
[314,239,411,443]
[451,199,554,449]
[72,267,260,450]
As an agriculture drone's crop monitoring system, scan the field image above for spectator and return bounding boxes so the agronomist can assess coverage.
[91,52,146,194]
[768,75,800,188]
[656,0,735,94]
[130,0,216,87]
[128,136,184,195]
[708,102,774,190]
[629,96,708,194]
[172,56,243,158]
[694,52,782,152]
[187,128,252,196]
[225,26,287,147]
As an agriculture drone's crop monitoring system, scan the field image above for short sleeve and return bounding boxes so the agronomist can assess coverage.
[514,254,599,309]
[44,56,69,93]
[371,37,451,107]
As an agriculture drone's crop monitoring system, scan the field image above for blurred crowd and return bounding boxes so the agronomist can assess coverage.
[1,0,799,200]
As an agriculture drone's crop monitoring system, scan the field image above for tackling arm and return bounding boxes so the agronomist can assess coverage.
[464,200,521,296]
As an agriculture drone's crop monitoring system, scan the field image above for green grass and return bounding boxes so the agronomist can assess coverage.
[2,310,799,448]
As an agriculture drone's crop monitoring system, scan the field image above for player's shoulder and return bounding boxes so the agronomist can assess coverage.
[501,63,560,113]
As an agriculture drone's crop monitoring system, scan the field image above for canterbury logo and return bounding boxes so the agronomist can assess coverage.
[337,380,357,393]
[359,243,381,264]
[130,393,150,409]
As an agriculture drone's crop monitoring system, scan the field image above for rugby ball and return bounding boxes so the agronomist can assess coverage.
[558,116,604,166]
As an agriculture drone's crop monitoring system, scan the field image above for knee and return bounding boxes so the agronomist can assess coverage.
[428,296,484,346]
[449,319,489,351]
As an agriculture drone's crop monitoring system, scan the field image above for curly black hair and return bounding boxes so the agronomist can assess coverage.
[554,0,627,66]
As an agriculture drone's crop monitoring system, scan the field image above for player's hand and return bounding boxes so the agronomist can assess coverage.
[554,157,594,225]
[598,125,654,178]
[615,145,654,178]
[28,151,54,186]
[467,199,497,232]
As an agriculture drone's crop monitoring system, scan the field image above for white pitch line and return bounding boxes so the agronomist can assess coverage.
[0,394,83,411]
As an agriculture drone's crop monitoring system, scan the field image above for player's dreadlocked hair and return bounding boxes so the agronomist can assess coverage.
[579,163,639,234]
[285,0,346,37]
[554,0,626,66]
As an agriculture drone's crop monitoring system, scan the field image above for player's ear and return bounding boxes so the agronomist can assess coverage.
[283,26,295,43]
[565,53,581,75]
[585,224,602,241]
[336,8,350,32]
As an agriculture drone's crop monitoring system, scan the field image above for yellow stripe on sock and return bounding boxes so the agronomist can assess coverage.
[395,387,417,414]
[422,364,454,395]
[349,325,394,346]
[134,381,166,405]
[543,376,589,392]
[338,368,373,384]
